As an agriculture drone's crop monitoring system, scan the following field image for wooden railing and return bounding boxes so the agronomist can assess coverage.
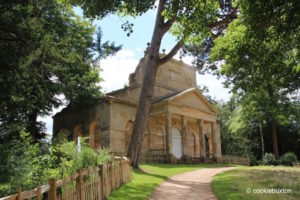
[0,157,131,200]
[218,155,250,166]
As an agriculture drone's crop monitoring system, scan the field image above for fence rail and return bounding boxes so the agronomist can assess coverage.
[140,153,250,166]
[0,157,131,200]
[218,155,250,166]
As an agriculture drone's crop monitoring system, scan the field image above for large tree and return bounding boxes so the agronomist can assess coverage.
[73,0,237,168]
[210,11,300,158]
[0,0,120,140]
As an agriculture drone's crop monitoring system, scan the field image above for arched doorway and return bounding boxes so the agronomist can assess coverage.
[156,127,165,150]
[205,135,210,158]
[172,128,182,158]
[125,121,133,152]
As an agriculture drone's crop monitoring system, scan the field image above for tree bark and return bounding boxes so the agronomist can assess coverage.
[267,84,279,159]
[271,118,279,159]
[259,123,264,159]
[126,0,166,168]
[28,111,38,140]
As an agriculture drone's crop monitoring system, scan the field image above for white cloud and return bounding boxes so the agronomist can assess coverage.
[100,49,139,92]
[196,74,231,102]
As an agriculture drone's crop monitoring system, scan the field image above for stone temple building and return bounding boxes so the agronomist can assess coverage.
[53,53,222,162]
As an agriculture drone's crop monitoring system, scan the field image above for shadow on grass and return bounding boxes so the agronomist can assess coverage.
[212,167,300,200]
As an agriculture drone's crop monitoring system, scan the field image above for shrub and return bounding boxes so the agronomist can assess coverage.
[0,134,112,197]
[260,153,278,166]
[279,152,298,166]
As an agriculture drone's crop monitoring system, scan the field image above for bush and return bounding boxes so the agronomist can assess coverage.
[260,153,278,166]
[279,152,298,166]
[0,134,112,197]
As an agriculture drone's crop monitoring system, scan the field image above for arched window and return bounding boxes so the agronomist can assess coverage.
[125,121,133,152]
[187,132,196,156]
[89,120,101,149]
[153,127,165,150]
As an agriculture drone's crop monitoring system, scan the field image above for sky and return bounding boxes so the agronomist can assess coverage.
[40,7,231,134]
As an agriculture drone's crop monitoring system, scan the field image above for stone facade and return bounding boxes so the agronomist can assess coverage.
[53,53,222,161]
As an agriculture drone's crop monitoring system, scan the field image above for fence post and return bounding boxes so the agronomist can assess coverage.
[48,178,57,200]
[77,169,85,200]
[37,183,41,200]
[120,160,123,185]
[63,178,68,200]
[99,164,104,200]
[109,162,113,193]
[17,185,21,200]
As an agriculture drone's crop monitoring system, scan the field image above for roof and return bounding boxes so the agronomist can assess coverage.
[152,88,218,113]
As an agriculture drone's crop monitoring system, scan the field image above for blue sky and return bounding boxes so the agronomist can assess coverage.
[40,7,231,134]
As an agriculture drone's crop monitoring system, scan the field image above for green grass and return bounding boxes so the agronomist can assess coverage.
[108,163,230,200]
[212,166,300,200]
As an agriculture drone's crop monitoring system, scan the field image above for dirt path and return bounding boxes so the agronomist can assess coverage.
[149,167,235,200]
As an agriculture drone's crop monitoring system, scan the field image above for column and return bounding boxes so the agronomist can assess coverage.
[215,123,222,158]
[166,113,172,155]
[198,119,206,158]
[211,122,217,158]
[181,115,187,156]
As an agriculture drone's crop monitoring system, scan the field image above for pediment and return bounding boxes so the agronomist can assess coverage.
[168,88,217,114]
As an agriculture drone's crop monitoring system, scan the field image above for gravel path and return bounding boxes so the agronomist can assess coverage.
[149,167,235,200]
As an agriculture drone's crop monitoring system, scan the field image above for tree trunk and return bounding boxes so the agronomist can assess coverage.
[127,0,166,168]
[271,118,279,159]
[267,83,279,159]
[259,123,264,159]
[28,111,38,140]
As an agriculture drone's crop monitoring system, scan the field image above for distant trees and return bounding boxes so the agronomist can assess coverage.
[0,0,120,140]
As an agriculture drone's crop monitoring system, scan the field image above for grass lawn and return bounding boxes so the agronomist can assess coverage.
[212,166,300,200]
[108,163,230,200]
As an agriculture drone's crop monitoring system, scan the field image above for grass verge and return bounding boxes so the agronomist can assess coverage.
[108,163,230,200]
[212,166,300,200]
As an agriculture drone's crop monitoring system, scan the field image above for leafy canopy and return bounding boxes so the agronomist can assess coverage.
[0,0,120,138]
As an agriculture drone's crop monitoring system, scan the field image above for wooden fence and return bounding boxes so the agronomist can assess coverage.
[218,155,250,166]
[0,157,131,200]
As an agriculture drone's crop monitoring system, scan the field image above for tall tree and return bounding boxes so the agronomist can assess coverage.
[0,0,120,140]
[210,15,300,158]
[228,90,269,158]
[72,0,237,168]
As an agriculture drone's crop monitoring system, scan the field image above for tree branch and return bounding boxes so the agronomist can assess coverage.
[158,40,184,65]
[209,7,238,30]
[161,15,177,34]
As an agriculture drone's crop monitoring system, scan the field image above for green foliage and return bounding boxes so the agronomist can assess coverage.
[3,132,39,191]
[0,0,120,139]
[279,152,298,166]
[0,132,112,196]
[208,1,300,160]
[260,153,278,166]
